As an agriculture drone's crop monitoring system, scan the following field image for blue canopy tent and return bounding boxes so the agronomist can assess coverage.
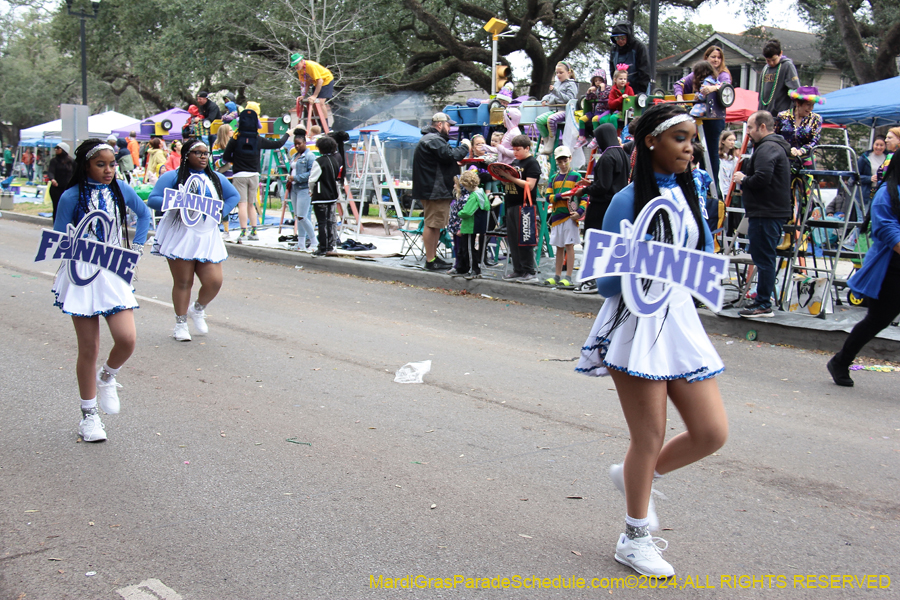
[346,119,422,145]
[815,76,900,127]
[346,119,422,181]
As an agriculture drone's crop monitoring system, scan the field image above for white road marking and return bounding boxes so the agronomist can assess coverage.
[117,578,183,600]
[40,271,57,277]
[135,294,174,308]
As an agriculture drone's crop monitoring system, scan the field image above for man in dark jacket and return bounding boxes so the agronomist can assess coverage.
[47,142,73,221]
[197,91,222,147]
[574,123,630,293]
[609,21,650,95]
[733,110,793,318]
[411,112,470,271]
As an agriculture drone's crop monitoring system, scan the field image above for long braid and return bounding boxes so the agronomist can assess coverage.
[603,103,707,335]
[177,138,224,199]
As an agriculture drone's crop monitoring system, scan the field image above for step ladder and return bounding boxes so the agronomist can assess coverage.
[346,129,405,237]
[780,137,863,318]
[260,146,292,229]
[296,96,330,134]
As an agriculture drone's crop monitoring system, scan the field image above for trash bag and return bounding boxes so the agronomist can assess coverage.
[394,360,432,384]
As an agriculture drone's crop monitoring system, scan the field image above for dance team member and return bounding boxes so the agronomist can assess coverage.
[576,104,728,577]
[147,138,240,341]
[52,139,152,442]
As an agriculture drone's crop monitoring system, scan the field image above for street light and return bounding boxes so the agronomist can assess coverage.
[66,0,101,107]
[483,18,508,95]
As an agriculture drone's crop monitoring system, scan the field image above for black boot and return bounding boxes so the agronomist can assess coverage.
[827,355,854,387]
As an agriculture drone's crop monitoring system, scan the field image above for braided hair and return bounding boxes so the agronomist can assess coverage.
[631,102,706,250]
[601,103,707,337]
[175,138,224,200]
[66,138,130,247]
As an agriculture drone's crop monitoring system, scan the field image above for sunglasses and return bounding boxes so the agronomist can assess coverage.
[189,151,210,157]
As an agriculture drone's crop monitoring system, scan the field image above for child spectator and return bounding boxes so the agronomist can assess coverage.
[691,142,716,233]
[456,170,491,279]
[757,39,800,117]
[447,175,468,275]
[222,93,240,123]
[498,134,542,282]
[480,108,522,166]
[677,61,718,118]
[575,68,610,149]
[544,146,585,288]
[536,62,579,155]
[717,130,738,201]
[608,66,635,115]
[308,134,342,255]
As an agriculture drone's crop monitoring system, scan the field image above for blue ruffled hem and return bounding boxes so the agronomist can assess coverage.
[575,334,723,382]
[151,249,227,263]
[52,291,138,318]
[603,362,724,382]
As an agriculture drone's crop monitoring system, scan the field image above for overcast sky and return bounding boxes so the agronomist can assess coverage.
[668,0,811,34]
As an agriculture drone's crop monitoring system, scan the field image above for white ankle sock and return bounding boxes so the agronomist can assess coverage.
[81,398,98,411]
[100,363,119,381]
[625,514,650,528]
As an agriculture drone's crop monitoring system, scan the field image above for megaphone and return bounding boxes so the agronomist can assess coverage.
[154,119,173,136]
[273,113,292,135]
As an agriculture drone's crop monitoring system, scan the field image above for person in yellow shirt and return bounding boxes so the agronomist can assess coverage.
[290,53,334,127]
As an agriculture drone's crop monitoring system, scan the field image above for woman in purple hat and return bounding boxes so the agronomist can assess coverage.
[774,86,825,164]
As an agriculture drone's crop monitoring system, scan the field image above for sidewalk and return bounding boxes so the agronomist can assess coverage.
[4,209,899,361]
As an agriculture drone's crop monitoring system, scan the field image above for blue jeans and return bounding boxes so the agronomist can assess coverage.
[291,186,315,243]
[747,217,785,308]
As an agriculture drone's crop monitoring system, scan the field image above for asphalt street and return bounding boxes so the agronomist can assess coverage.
[1,217,898,599]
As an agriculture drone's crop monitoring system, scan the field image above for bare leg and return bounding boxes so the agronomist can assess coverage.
[104,309,136,370]
[554,248,564,278]
[423,226,439,261]
[655,377,728,475]
[71,316,101,400]
[167,258,197,315]
[194,261,224,306]
[609,370,668,519]
[237,201,249,230]
[565,244,575,279]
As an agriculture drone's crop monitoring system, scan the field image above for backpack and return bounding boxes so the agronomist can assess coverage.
[235,109,260,158]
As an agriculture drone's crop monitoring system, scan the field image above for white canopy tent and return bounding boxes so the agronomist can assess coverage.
[19,110,141,147]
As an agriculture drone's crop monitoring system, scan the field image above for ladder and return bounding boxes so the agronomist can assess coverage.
[296,96,330,134]
[780,134,862,318]
[260,147,292,227]
[349,130,405,236]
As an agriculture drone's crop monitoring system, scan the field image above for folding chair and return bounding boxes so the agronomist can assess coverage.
[399,217,425,260]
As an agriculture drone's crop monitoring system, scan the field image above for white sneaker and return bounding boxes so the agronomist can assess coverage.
[615,534,674,578]
[173,321,192,342]
[96,370,121,414]
[609,463,660,531]
[78,412,107,442]
[187,304,208,335]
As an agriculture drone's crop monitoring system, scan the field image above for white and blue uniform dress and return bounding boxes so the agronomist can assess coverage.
[147,169,240,263]
[576,174,724,382]
[52,180,152,318]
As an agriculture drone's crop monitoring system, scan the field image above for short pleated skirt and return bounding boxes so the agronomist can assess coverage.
[576,287,724,382]
[52,262,138,318]
[151,211,227,263]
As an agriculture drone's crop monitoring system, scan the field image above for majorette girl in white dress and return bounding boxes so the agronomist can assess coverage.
[147,138,240,342]
[575,104,728,578]
[52,139,152,442]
